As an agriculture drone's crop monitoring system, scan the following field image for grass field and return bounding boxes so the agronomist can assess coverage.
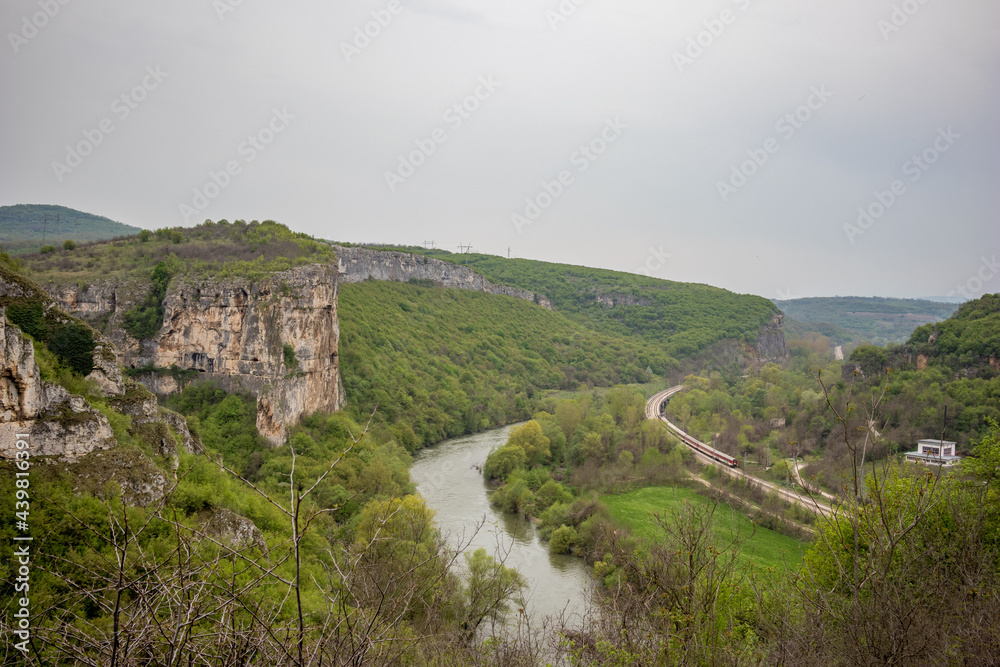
[602,485,807,571]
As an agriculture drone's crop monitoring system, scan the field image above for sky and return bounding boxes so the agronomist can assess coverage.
[1,0,998,301]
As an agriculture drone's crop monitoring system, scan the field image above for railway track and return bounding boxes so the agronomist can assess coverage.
[646,386,836,519]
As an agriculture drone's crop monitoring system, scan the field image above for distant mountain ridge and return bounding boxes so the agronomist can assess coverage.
[772,296,958,347]
[0,204,141,253]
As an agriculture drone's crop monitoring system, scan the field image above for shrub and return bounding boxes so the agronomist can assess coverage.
[39,245,56,254]
[283,343,298,369]
[6,300,47,340]
[122,261,171,340]
[549,525,580,554]
[62,239,76,250]
[47,323,95,376]
[483,445,527,481]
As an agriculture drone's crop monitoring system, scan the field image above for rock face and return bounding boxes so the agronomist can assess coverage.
[0,306,115,460]
[752,312,791,365]
[334,246,553,309]
[596,293,652,308]
[681,311,791,372]
[46,264,344,445]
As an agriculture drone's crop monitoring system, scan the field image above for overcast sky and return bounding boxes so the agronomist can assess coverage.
[2,0,998,301]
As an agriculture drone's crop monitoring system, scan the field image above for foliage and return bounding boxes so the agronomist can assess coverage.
[505,420,550,466]
[0,203,141,254]
[18,219,336,283]
[46,320,95,376]
[775,295,957,346]
[4,294,96,377]
[665,301,1000,494]
[483,445,527,481]
[377,246,779,358]
[283,343,298,369]
[121,261,172,340]
[338,280,676,450]
[909,292,1000,363]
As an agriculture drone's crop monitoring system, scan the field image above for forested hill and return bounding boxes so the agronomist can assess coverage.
[373,247,779,359]
[907,293,1000,364]
[0,204,141,254]
[773,296,957,346]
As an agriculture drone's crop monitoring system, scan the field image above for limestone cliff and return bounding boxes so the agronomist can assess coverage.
[0,308,116,460]
[680,311,790,372]
[753,312,791,365]
[334,246,553,309]
[46,264,343,444]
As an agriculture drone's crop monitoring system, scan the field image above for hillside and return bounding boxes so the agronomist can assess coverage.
[0,204,141,254]
[17,218,335,283]
[374,246,780,359]
[907,293,1000,364]
[339,280,676,448]
[773,296,957,346]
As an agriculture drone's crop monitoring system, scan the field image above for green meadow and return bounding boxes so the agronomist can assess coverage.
[602,485,807,571]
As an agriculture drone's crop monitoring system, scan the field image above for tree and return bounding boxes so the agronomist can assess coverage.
[483,445,527,480]
[458,548,527,640]
[506,420,550,465]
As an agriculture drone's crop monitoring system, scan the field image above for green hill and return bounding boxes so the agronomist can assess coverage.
[0,204,141,254]
[773,296,957,346]
[17,218,335,283]
[906,293,1000,366]
[339,280,676,449]
[374,247,779,359]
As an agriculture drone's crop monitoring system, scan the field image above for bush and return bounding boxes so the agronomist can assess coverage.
[549,525,580,554]
[6,300,47,340]
[39,245,56,254]
[47,323,95,376]
[283,343,298,369]
[62,239,76,250]
[122,261,171,340]
[483,445,527,481]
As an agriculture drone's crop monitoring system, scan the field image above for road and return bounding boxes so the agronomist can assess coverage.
[646,387,836,519]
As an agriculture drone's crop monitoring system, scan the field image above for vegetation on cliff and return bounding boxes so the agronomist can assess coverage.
[375,247,779,358]
[1,264,97,377]
[17,219,335,283]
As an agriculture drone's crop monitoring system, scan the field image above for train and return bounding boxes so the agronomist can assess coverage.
[658,399,739,468]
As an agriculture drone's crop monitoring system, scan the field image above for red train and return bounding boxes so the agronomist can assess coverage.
[660,410,739,468]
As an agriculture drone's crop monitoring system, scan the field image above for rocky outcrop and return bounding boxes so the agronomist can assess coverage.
[72,447,169,507]
[47,264,344,445]
[596,293,651,308]
[334,246,554,309]
[680,311,791,372]
[0,306,115,460]
[752,312,791,365]
[199,508,266,552]
[153,264,343,444]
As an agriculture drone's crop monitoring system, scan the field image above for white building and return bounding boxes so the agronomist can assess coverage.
[904,439,961,467]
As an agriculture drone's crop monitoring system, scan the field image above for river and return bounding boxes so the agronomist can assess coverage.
[410,424,593,626]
